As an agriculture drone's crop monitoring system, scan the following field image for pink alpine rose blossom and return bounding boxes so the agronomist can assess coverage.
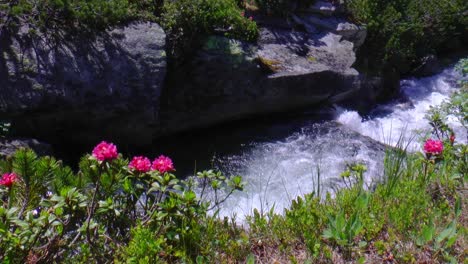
[129,156,152,173]
[0,173,18,188]
[423,139,444,155]
[152,155,175,173]
[92,141,118,161]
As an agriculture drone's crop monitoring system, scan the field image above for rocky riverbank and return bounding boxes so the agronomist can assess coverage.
[0,1,396,155]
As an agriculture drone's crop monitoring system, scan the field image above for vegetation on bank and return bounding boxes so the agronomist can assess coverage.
[1,0,465,71]
[0,0,257,64]
[1,59,467,263]
[344,0,467,73]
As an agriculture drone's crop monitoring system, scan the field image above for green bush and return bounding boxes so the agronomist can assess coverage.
[161,0,258,63]
[0,146,244,262]
[0,59,466,263]
[0,0,133,31]
[253,0,314,16]
[346,0,467,73]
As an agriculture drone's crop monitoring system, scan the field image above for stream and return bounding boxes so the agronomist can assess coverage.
[151,66,465,220]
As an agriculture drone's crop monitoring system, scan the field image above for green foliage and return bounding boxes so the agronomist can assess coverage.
[346,0,467,72]
[253,0,314,16]
[123,225,164,263]
[0,63,466,262]
[435,58,468,129]
[0,0,133,31]
[0,148,244,262]
[161,0,258,63]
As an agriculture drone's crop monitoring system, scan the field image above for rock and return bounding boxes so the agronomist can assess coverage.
[0,138,53,157]
[293,14,367,48]
[411,54,443,77]
[0,22,166,151]
[257,27,358,75]
[162,24,383,134]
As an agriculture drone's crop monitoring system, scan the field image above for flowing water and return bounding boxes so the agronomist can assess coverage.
[198,66,466,220]
[338,67,466,150]
[152,66,465,220]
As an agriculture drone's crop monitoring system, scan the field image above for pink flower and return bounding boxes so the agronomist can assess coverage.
[92,141,118,161]
[0,173,18,188]
[152,155,175,173]
[248,16,253,21]
[129,156,152,173]
[241,11,245,17]
[423,139,444,155]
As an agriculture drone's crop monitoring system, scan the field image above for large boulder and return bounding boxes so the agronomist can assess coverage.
[161,20,383,134]
[0,22,166,151]
[292,14,367,49]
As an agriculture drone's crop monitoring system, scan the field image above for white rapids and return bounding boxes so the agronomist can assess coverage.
[202,66,465,220]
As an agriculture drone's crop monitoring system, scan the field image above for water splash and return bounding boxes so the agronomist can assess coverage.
[338,67,466,149]
[210,123,386,219]
[204,66,465,220]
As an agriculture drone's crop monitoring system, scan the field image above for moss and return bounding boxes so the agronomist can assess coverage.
[256,56,282,73]
[307,56,317,62]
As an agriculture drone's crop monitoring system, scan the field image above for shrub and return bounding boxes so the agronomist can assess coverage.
[0,145,244,262]
[0,0,132,31]
[345,0,467,73]
[253,0,314,16]
[161,0,258,63]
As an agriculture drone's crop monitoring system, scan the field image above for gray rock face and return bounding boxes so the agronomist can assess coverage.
[0,138,52,157]
[162,21,383,134]
[292,14,367,48]
[0,22,166,149]
[0,15,388,155]
[257,27,357,75]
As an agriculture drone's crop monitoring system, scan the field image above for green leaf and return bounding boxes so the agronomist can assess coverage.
[358,257,366,264]
[196,256,204,264]
[54,207,64,216]
[455,198,461,218]
[246,254,255,264]
[422,225,435,243]
[184,191,196,201]
[322,229,334,239]
[436,222,456,243]
[446,236,457,248]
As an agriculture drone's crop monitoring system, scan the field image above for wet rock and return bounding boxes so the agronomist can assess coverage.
[412,55,443,77]
[292,14,367,48]
[162,23,382,134]
[0,138,53,157]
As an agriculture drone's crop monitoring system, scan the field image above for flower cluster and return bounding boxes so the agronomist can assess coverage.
[152,155,175,173]
[92,141,118,161]
[0,173,18,188]
[128,156,152,173]
[128,155,175,174]
[92,141,175,174]
[423,139,444,156]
